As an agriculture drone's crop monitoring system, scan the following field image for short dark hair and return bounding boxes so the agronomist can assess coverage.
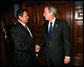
[16,9,27,19]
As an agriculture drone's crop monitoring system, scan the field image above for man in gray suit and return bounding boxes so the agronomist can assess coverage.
[10,9,36,66]
[35,6,71,66]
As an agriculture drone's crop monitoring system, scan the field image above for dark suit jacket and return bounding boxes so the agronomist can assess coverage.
[10,21,36,66]
[40,19,71,65]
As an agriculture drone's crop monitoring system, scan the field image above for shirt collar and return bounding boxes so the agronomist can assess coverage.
[18,20,26,27]
[49,17,56,25]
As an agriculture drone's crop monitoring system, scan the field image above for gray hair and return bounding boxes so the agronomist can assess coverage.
[45,6,57,17]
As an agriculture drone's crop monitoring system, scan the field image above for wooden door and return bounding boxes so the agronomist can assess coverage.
[72,4,83,66]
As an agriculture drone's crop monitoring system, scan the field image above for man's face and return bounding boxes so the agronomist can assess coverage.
[43,7,51,21]
[19,11,29,24]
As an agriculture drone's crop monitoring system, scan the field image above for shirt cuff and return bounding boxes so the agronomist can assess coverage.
[65,56,70,58]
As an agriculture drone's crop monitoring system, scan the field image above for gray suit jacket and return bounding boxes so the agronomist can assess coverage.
[40,19,71,64]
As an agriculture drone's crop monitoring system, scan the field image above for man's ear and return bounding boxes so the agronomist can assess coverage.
[50,12,53,15]
[19,15,22,19]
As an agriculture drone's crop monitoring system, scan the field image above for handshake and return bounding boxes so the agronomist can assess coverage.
[35,45,40,52]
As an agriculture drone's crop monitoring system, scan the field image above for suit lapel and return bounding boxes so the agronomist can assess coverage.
[45,21,49,37]
[51,19,59,37]
[17,21,31,36]
[53,19,59,30]
[26,23,32,32]
[45,19,59,38]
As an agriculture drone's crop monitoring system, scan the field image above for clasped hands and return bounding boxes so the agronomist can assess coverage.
[35,45,70,64]
[35,45,40,52]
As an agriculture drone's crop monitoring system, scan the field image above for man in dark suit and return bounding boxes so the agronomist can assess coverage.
[10,9,36,66]
[35,6,71,66]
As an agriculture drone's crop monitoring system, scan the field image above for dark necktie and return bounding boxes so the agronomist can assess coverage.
[25,25,28,32]
[49,22,53,37]
[25,25,33,38]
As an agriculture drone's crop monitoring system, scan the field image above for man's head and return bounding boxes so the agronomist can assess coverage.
[43,6,57,21]
[16,9,29,24]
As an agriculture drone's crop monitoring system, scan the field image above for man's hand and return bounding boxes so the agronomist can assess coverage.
[64,57,70,64]
[35,45,40,52]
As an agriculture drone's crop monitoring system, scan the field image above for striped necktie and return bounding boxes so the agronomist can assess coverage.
[25,25,29,32]
[25,25,33,38]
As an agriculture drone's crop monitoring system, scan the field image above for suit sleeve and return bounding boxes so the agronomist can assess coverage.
[63,22,71,56]
[40,24,46,49]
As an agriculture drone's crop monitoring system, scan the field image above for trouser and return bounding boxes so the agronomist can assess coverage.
[45,55,64,66]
